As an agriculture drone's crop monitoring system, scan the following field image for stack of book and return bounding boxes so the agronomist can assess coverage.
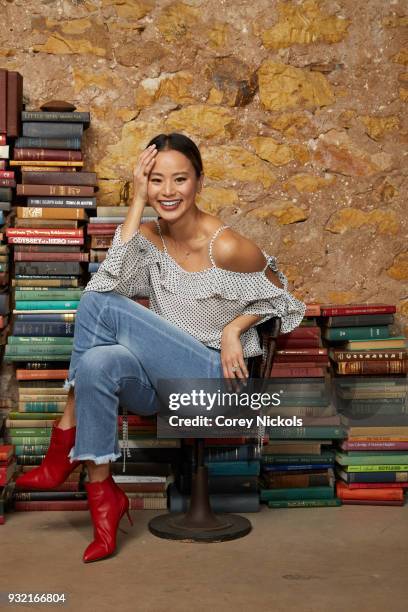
[319,303,408,505]
[3,102,94,475]
[0,444,16,523]
[88,205,157,277]
[0,69,23,377]
[262,304,343,507]
[260,439,339,509]
[113,413,178,510]
[171,438,261,513]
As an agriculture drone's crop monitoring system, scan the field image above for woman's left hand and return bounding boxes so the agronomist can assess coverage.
[220,326,249,379]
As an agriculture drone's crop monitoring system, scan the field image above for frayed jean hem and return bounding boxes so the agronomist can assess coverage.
[68,448,122,465]
[63,378,75,392]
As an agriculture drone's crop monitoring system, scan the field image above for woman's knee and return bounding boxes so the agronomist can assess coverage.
[75,345,143,387]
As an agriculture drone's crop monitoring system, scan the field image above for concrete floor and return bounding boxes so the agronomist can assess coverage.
[1,506,408,612]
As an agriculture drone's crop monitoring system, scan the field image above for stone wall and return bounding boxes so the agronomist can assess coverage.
[0,0,407,331]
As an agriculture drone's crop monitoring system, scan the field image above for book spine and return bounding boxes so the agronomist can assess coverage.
[22,111,90,123]
[14,290,82,300]
[15,262,81,275]
[22,171,97,186]
[336,361,407,375]
[14,300,80,310]
[267,499,341,508]
[17,185,94,197]
[14,148,82,161]
[321,305,396,316]
[0,178,16,187]
[7,228,83,237]
[7,71,23,137]
[15,137,81,150]
[14,252,88,262]
[14,500,89,510]
[27,197,96,208]
[325,326,389,340]
[17,206,87,220]
[0,70,7,134]
[9,237,84,245]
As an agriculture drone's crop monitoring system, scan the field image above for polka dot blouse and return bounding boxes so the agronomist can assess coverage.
[84,222,306,358]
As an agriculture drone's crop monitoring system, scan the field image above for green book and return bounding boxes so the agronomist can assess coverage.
[10,436,52,445]
[8,428,53,437]
[15,300,80,310]
[0,263,9,272]
[15,445,50,456]
[14,290,83,300]
[336,452,408,466]
[5,344,73,355]
[324,326,390,341]
[8,336,74,345]
[346,464,408,472]
[268,498,342,508]
[7,412,60,420]
[19,403,65,412]
[261,486,335,501]
[5,354,71,362]
[268,426,346,439]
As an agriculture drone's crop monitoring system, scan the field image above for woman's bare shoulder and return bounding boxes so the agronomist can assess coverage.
[213,227,267,273]
[139,221,163,250]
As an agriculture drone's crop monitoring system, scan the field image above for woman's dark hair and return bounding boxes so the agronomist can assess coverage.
[146,133,203,178]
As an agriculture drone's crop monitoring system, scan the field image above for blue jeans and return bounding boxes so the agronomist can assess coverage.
[66,291,223,464]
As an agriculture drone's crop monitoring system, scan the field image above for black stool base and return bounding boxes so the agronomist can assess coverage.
[148,512,252,542]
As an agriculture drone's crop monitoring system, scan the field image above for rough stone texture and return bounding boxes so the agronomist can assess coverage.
[0,0,407,333]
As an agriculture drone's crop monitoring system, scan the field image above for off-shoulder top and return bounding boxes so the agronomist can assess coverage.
[84,221,306,357]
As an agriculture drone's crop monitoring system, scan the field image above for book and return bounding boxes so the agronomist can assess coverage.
[15,137,82,150]
[260,486,334,501]
[27,197,96,208]
[17,185,95,197]
[22,171,97,186]
[323,326,390,341]
[333,361,407,375]
[267,499,341,508]
[14,149,82,161]
[17,207,88,220]
[336,468,408,483]
[7,70,23,138]
[0,69,6,134]
[320,304,396,316]
[22,123,84,138]
[21,111,90,125]
[343,337,407,350]
[324,314,395,327]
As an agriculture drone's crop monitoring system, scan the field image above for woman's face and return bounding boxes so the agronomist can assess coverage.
[147,149,203,220]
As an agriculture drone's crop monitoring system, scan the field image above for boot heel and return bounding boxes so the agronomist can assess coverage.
[125,509,133,526]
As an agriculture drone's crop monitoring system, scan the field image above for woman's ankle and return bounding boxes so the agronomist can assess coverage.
[57,417,76,430]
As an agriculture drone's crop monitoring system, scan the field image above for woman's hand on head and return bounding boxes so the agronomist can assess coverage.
[132,144,157,208]
[220,326,249,380]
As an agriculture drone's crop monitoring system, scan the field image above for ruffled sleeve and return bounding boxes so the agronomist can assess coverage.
[240,254,306,334]
[84,225,155,298]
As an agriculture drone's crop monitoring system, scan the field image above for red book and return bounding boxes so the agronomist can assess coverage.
[14,149,82,161]
[0,135,6,145]
[341,441,408,451]
[336,481,404,501]
[7,228,83,238]
[17,184,94,197]
[6,71,23,137]
[347,482,408,489]
[0,445,14,462]
[0,459,17,486]
[8,236,83,245]
[0,178,15,187]
[270,366,326,377]
[0,69,7,134]
[320,304,396,316]
[14,500,89,511]
[16,369,69,380]
[276,338,321,349]
[305,304,321,317]
[280,327,321,339]
[272,361,329,368]
[14,252,89,262]
[340,499,404,506]
[0,170,14,178]
[0,160,7,169]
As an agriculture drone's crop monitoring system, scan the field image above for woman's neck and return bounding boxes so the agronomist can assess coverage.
[161,206,205,243]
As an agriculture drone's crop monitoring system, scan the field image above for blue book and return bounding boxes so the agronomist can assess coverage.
[262,463,333,472]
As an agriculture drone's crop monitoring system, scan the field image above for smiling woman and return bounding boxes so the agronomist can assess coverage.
[15,132,306,564]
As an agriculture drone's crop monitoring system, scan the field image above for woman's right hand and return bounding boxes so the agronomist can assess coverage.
[132,144,158,208]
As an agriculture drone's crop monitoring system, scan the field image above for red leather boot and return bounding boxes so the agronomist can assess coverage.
[15,422,81,490]
[83,475,133,563]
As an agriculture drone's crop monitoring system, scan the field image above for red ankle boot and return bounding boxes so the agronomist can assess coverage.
[14,422,81,490]
[83,475,133,563]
